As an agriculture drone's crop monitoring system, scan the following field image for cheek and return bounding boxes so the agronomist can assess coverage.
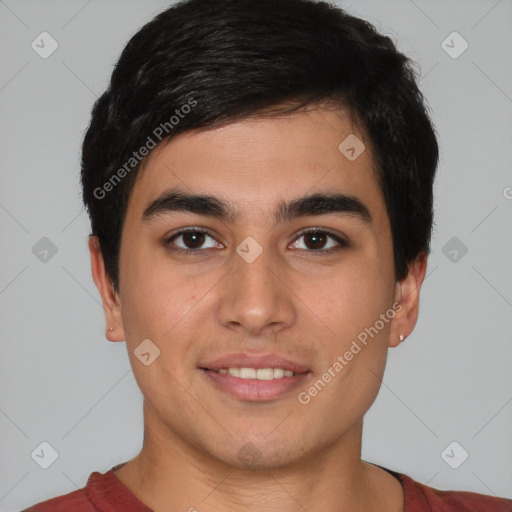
[306,266,393,380]
[122,276,198,342]
[119,257,219,370]
[311,261,388,324]
[118,240,185,329]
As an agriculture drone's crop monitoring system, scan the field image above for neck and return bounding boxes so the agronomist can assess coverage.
[114,400,403,512]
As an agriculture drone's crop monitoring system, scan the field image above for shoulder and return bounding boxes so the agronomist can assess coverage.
[397,471,512,512]
[21,487,95,512]
[20,469,112,512]
[21,464,149,512]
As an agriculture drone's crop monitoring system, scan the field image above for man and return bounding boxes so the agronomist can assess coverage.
[24,0,512,510]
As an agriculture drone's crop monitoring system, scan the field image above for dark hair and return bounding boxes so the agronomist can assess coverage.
[81,0,438,292]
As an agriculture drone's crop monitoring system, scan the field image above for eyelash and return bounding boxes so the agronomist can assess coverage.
[164,227,349,256]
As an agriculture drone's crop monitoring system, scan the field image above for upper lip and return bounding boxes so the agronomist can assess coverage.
[199,353,311,373]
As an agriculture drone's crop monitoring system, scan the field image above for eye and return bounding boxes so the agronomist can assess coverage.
[290,228,348,253]
[165,228,221,253]
[164,227,348,255]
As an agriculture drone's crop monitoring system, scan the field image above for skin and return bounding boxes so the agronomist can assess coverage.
[89,106,427,512]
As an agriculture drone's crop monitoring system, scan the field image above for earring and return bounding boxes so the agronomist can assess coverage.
[109,327,114,332]
[399,334,405,342]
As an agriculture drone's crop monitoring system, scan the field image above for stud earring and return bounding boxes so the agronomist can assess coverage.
[399,334,405,342]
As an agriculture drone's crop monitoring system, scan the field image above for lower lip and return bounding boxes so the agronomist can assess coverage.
[199,369,311,401]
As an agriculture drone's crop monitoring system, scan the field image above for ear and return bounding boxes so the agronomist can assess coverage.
[389,251,428,348]
[88,235,125,342]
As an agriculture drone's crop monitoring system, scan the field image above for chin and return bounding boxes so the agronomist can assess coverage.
[208,435,310,471]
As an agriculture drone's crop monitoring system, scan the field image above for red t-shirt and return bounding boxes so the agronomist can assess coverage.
[22,463,512,512]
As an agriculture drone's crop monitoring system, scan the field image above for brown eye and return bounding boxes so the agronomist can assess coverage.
[303,232,328,250]
[291,229,348,253]
[181,231,206,249]
[166,229,219,252]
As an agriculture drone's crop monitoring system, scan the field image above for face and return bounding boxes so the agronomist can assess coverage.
[91,106,424,470]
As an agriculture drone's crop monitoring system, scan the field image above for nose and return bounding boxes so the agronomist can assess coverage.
[216,241,296,337]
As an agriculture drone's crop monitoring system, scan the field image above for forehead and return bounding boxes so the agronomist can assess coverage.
[125,108,386,228]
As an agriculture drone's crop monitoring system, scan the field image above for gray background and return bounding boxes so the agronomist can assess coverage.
[1,0,511,510]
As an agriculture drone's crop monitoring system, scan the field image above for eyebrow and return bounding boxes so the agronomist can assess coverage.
[141,188,372,225]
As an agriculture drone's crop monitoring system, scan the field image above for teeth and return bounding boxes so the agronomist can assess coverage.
[240,368,256,379]
[272,368,284,379]
[227,367,240,377]
[215,367,296,379]
[256,368,273,380]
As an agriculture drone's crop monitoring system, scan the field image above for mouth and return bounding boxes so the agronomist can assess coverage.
[198,354,312,401]
[203,367,299,379]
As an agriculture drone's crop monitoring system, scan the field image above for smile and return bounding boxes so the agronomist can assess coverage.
[214,367,295,379]
[199,367,311,401]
